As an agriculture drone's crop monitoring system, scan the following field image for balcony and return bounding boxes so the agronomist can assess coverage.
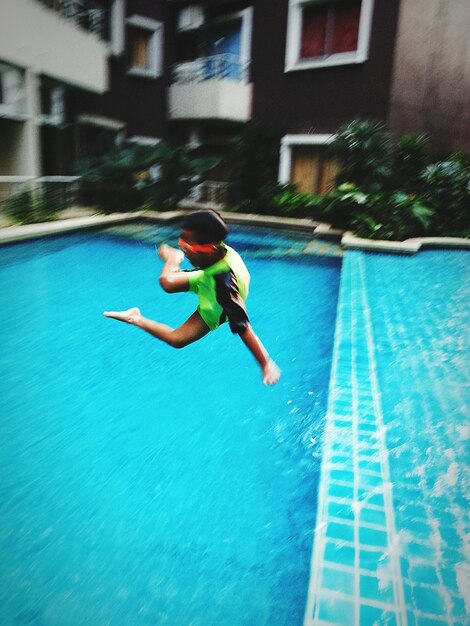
[0,0,108,93]
[36,0,108,38]
[168,54,252,122]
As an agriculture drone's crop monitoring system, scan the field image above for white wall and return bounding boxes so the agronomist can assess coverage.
[169,81,252,122]
[0,0,108,93]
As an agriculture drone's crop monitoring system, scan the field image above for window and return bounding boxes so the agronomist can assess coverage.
[177,5,204,32]
[40,79,65,126]
[76,114,125,159]
[0,64,25,118]
[127,15,163,78]
[279,135,339,195]
[285,0,374,71]
[290,145,339,194]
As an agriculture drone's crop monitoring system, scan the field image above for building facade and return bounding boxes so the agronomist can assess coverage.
[0,0,168,179]
[0,0,468,200]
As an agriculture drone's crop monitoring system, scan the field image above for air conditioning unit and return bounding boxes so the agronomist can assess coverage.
[177,5,204,32]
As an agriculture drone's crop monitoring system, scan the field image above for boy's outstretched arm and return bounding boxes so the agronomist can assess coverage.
[158,244,189,293]
[239,325,281,386]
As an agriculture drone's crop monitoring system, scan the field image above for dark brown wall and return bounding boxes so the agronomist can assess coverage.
[70,0,169,141]
[251,0,401,135]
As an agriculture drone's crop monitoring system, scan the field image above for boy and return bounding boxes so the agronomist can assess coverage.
[104,210,280,385]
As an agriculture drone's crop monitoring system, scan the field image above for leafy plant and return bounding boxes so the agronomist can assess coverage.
[322,119,469,239]
[270,184,323,217]
[319,183,435,239]
[327,119,395,191]
[419,153,470,236]
[4,185,66,224]
[146,142,219,211]
[74,142,219,213]
[391,133,430,193]
[228,121,281,213]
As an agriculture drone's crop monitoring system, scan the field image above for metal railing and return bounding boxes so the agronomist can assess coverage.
[0,176,229,216]
[36,0,107,39]
[172,54,250,84]
[0,176,81,212]
[188,180,229,206]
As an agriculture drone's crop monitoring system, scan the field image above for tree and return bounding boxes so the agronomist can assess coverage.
[74,142,219,213]
[227,120,281,212]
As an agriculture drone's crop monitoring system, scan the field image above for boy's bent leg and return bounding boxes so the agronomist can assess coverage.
[103,309,210,348]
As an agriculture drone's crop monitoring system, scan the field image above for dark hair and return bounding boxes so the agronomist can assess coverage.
[181,210,228,244]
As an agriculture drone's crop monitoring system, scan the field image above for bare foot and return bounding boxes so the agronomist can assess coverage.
[103,307,142,325]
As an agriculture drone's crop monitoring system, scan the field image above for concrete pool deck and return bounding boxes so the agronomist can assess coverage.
[1,211,469,626]
[0,209,469,254]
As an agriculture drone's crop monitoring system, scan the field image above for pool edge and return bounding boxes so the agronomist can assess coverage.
[1,211,468,252]
[303,250,407,626]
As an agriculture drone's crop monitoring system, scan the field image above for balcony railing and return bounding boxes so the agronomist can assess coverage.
[172,54,250,84]
[36,0,107,39]
[187,180,229,206]
[0,176,81,214]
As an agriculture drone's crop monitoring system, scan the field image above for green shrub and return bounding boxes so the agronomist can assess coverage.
[4,189,32,223]
[270,184,323,217]
[420,153,470,236]
[392,133,430,193]
[4,185,65,224]
[228,121,281,212]
[74,142,219,213]
[319,183,435,240]
[327,119,395,191]
[323,119,469,239]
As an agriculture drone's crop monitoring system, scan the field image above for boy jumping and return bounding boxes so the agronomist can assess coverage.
[104,210,281,385]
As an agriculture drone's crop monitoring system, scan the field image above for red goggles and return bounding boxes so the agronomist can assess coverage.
[178,238,221,255]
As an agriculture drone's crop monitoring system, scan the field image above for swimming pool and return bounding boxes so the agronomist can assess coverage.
[306,248,469,626]
[0,227,341,625]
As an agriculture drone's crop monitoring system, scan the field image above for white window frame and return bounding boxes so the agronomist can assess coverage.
[0,64,26,119]
[77,114,125,132]
[110,0,125,55]
[285,0,375,72]
[128,135,161,147]
[77,114,125,145]
[127,15,164,79]
[177,5,205,32]
[39,83,65,127]
[278,133,335,184]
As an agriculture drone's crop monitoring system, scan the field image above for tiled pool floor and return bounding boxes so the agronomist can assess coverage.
[305,250,469,626]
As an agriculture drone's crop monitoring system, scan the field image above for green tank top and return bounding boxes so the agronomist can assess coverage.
[186,245,250,332]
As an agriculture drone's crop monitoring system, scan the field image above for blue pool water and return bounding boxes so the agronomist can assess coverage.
[304,248,469,626]
[364,250,470,624]
[0,229,341,626]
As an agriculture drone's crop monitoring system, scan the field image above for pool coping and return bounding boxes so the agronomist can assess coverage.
[341,232,470,254]
[0,209,343,244]
[304,251,408,626]
[0,210,468,252]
